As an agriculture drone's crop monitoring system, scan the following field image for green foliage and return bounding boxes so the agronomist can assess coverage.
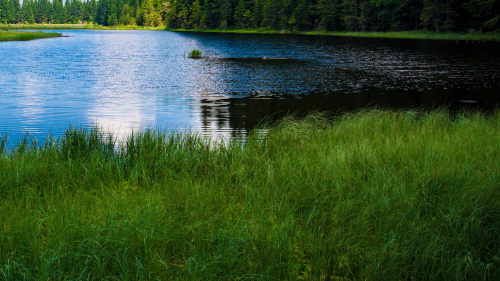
[189,0,203,28]
[0,0,499,34]
[188,48,202,58]
[1,109,500,279]
[119,4,135,26]
[233,0,247,28]
[464,0,500,30]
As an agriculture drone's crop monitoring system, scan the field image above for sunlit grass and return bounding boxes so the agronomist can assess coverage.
[3,23,165,30]
[0,30,61,41]
[1,109,499,279]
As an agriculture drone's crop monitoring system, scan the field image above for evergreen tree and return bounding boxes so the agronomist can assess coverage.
[96,0,109,25]
[358,0,374,31]
[317,0,336,30]
[142,0,162,26]
[9,0,22,23]
[441,0,457,32]
[203,0,219,28]
[233,0,246,27]
[464,0,500,30]
[342,0,359,31]
[22,0,35,23]
[107,0,118,25]
[219,0,232,29]
[251,0,261,28]
[0,0,9,24]
[0,0,488,32]
[293,0,312,30]
[262,0,281,29]
[119,3,134,25]
[189,0,203,28]
[420,0,442,32]
[52,0,66,23]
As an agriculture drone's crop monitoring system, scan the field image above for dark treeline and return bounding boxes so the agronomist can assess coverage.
[1,0,499,32]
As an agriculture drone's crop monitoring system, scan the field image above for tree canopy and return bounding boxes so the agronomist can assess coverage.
[1,0,499,32]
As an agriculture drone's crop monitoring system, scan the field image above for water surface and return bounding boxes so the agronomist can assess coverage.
[1,30,499,144]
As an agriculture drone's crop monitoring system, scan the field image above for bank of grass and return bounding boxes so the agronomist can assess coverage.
[1,109,499,280]
[168,27,500,41]
[0,30,62,41]
[2,23,165,30]
[4,23,499,41]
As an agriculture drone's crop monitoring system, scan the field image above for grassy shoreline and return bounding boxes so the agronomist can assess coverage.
[1,23,165,31]
[167,27,500,41]
[1,109,499,279]
[3,24,499,40]
[0,30,62,41]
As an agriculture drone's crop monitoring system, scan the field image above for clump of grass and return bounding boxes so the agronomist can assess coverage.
[188,48,203,58]
[0,30,62,41]
[0,109,499,280]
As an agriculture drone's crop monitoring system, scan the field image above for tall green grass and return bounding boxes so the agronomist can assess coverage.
[1,109,499,280]
[3,23,165,30]
[0,30,62,41]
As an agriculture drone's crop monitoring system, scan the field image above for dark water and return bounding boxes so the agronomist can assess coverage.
[1,30,499,143]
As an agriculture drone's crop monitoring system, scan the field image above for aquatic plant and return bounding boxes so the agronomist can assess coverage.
[0,31,62,41]
[188,48,203,58]
[0,109,499,280]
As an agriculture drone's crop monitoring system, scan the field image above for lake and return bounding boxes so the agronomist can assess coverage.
[1,29,499,144]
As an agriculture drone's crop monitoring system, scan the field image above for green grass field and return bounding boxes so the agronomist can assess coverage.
[1,109,499,280]
[0,30,62,41]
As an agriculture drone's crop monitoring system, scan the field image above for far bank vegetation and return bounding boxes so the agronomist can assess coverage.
[1,0,499,33]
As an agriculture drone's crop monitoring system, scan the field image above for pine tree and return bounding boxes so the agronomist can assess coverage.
[420,0,442,32]
[142,0,162,26]
[10,0,22,23]
[189,0,203,28]
[0,0,6,24]
[343,0,359,31]
[251,0,261,28]
[22,0,35,23]
[317,0,335,30]
[219,0,231,29]
[96,0,109,25]
[463,0,500,30]
[52,0,65,23]
[233,0,246,27]
[293,0,312,31]
[358,0,375,31]
[119,3,134,25]
[262,0,280,30]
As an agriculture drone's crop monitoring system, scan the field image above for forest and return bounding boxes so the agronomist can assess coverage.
[0,0,499,33]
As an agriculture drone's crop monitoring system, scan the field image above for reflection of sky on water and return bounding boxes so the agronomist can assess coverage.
[0,30,499,146]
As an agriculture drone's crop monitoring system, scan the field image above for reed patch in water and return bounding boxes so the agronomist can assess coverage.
[0,30,62,41]
[188,49,203,58]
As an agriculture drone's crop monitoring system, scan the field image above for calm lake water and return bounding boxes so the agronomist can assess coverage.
[1,30,499,144]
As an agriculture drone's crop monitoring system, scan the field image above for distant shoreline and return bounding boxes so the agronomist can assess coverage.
[167,28,500,41]
[2,24,499,41]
